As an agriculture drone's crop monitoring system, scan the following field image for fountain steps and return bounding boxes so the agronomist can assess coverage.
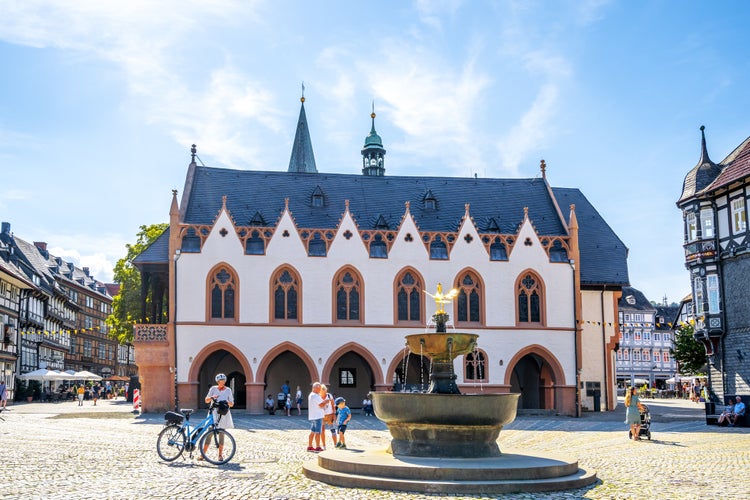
[303,449,598,494]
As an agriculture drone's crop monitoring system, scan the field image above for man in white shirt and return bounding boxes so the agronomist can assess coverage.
[730,396,746,426]
[307,382,328,451]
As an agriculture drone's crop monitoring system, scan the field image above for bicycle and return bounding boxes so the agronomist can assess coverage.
[156,399,236,465]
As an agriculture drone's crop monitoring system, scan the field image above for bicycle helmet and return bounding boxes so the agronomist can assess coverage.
[215,373,227,382]
[217,400,230,415]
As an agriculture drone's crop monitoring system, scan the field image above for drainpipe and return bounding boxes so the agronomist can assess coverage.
[601,287,609,411]
[173,249,181,411]
[571,259,580,418]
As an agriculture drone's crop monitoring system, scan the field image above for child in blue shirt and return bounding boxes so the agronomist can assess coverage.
[334,397,352,449]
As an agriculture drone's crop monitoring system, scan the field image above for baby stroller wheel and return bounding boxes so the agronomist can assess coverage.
[628,430,632,439]
[646,430,651,440]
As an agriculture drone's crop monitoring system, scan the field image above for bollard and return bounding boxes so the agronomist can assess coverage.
[133,388,140,412]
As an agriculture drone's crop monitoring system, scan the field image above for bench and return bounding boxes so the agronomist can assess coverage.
[706,394,749,426]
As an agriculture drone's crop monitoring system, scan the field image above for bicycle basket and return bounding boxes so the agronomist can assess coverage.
[164,411,184,425]
[217,400,230,416]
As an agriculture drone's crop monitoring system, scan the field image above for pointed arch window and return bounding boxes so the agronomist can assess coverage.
[308,233,327,257]
[464,349,487,382]
[517,271,545,325]
[207,265,238,321]
[395,269,423,324]
[272,267,300,323]
[455,271,482,324]
[334,267,363,323]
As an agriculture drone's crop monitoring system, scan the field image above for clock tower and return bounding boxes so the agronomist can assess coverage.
[361,103,386,176]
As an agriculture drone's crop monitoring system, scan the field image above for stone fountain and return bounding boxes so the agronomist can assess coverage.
[303,285,596,494]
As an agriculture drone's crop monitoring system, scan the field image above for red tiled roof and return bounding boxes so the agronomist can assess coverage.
[707,136,750,191]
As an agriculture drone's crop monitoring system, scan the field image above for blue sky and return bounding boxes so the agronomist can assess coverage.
[1,1,749,305]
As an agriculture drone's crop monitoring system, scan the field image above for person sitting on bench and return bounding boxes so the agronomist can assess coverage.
[718,400,735,426]
[729,396,745,426]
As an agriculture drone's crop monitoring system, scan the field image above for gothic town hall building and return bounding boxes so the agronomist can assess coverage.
[133,98,629,415]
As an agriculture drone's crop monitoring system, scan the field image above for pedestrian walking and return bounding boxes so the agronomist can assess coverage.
[334,397,351,449]
[296,386,303,416]
[92,384,100,406]
[77,385,84,406]
[625,387,645,440]
[285,395,292,416]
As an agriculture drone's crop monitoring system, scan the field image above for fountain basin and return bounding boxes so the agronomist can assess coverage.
[372,392,520,458]
[405,332,477,363]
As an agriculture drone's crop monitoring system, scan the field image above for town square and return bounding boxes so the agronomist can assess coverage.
[2,2,750,499]
[1,397,749,499]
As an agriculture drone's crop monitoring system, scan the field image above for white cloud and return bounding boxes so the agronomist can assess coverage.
[47,232,129,283]
[415,0,464,30]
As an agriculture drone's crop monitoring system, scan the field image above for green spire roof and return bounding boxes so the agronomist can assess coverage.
[288,98,318,173]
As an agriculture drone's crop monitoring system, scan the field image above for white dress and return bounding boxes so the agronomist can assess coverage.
[206,385,234,429]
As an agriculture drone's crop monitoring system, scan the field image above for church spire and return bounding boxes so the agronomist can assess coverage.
[361,101,386,176]
[288,83,318,173]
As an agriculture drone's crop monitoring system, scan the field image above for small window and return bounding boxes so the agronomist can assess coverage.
[430,235,448,260]
[700,209,714,238]
[308,233,327,257]
[369,234,388,258]
[181,227,201,253]
[732,198,746,233]
[312,195,324,207]
[245,230,265,255]
[339,368,356,387]
[686,212,697,242]
[549,240,568,262]
[707,274,720,313]
[489,238,508,261]
[464,350,487,382]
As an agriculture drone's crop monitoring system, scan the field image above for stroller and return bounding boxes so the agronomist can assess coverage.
[629,404,651,440]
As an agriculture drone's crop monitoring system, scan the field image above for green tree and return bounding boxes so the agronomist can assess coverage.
[107,223,168,343]
[670,321,706,375]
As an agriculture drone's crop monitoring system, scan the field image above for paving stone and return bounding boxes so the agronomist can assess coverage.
[0,398,747,499]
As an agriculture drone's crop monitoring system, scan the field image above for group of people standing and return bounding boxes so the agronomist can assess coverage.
[307,382,351,452]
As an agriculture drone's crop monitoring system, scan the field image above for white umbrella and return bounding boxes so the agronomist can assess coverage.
[73,370,102,381]
[632,378,649,386]
[19,368,64,381]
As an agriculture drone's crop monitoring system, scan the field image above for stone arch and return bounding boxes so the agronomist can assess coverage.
[188,340,253,383]
[503,344,565,386]
[256,341,319,384]
[321,342,384,386]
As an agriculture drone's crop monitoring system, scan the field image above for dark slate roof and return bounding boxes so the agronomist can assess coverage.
[679,127,726,203]
[165,167,629,286]
[655,305,679,330]
[185,168,566,235]
[133,227,170,265]
[288,102,317,173]
[552,187,630,286]
[618,286,654,311]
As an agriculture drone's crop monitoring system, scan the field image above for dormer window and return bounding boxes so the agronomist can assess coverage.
[308,233,327,257]
[374,215,389,230]
[486,218,500,233]
[245,230,265,255]
[549,240,568,262]
[369,234,387,258]
[311,185,325,207]
[249,211,266,226]
[626,295,636,305]
[424,190,437,210]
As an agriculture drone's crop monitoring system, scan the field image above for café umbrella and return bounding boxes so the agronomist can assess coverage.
[73,370,103,381]
[18,368,70,381]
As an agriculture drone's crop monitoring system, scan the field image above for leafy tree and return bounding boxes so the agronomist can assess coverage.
[670,321,706,375]
[107,223,168,343]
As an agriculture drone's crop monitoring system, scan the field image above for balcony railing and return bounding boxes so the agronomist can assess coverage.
[134,324,168,343]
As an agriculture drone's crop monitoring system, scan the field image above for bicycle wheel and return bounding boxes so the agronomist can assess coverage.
[199,428,236,465]
[157,424,186,461]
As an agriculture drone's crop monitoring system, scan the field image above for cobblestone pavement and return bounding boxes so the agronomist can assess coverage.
[0,398,747,499]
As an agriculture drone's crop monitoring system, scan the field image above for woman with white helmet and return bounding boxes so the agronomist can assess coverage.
[199,373,235,461]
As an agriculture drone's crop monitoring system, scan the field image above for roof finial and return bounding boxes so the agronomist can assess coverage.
[699,125,712,164]
[540,159,546,179]
[301,81,305,103]
[371,100,376,119]
[191,144,197,163]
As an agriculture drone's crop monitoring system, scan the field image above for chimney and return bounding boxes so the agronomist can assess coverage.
[34,242,47,252]
[1,222,9,234]
[83,267,90,277]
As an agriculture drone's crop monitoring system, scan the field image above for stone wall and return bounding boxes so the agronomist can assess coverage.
[720,258,750,395]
